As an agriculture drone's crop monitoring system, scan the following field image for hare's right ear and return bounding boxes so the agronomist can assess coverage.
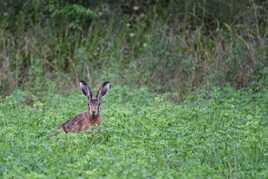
[97,81,111,100]
[80,80,92,99]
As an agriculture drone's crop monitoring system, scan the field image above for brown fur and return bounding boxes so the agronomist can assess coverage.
[56,80,111,134]
[60,112,101,133]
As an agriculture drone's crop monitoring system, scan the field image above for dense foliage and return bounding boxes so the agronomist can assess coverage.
[0,0,267,97]
[0,86,268,178]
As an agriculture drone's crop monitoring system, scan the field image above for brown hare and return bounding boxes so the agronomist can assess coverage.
[59,81,111,133]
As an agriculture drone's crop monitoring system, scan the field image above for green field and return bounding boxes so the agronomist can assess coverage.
[0,1,267,178]
[1,86,268,178]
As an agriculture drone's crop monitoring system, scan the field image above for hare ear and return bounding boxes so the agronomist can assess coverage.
[97,81,111,99]
[80,80,92,98]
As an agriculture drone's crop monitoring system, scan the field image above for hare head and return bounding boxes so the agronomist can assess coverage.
[80,81,111,117]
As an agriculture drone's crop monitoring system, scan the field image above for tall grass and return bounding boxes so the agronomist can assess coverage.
[0,1,267,97]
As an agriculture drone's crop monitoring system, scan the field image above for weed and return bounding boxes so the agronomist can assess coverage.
[0,86,268,178]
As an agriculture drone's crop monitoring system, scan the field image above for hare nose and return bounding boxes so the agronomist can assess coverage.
[92,107,97,113]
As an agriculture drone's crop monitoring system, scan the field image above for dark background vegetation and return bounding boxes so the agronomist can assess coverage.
[0,0,267,98]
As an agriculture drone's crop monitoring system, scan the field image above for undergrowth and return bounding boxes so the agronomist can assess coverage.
[0,1,267,98]
[0,86,268,178]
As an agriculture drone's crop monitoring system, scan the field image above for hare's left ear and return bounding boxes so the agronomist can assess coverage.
[80,80,93,99]
[97,81,111,100]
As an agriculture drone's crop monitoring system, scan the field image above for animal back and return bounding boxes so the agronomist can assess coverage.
[60,112,101,133]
